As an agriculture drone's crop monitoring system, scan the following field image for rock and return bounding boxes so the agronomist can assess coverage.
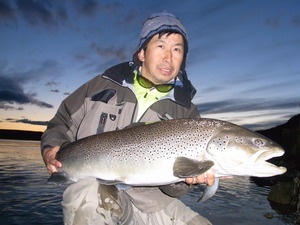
[257,114,300,161]
[268,179,296,205]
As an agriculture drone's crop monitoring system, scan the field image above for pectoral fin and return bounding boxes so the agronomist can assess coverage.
[173,157,214,178]
[198,177,220,202]
[47,171,72,184]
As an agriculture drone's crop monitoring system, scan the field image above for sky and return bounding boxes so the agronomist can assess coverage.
[0,0,299,132]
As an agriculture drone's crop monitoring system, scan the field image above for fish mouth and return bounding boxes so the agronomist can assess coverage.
[250,149,286,177]
[255,148,284,162]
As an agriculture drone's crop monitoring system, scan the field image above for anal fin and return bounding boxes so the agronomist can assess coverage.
[97,178,123,185]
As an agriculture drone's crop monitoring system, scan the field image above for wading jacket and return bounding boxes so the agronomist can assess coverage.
[41,61,200,212]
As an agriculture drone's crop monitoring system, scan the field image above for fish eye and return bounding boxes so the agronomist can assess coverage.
[254,138,264,147]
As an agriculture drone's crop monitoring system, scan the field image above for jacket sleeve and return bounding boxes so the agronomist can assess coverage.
[41,77,95,150]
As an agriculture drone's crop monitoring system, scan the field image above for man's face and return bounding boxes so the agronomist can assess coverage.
[138,33,184,85]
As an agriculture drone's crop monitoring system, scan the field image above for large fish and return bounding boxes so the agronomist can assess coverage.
[48,118,286,201]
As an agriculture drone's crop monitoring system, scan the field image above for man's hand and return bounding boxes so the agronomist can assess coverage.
[42,146,62,174]
[185,169,215,186]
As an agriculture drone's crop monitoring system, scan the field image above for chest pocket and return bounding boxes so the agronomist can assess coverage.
[92,89,118,134]
[77,89,123,139]
[91,89,116,102]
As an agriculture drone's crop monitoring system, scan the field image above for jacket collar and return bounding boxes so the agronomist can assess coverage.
[103,61,196,108]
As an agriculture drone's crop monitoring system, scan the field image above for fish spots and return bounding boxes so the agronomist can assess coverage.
[207,135,230,154]
[59,118,227,170]
[235,137,244,143]
[84,152,92,162]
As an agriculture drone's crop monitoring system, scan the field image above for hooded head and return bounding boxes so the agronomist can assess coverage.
[133,11,188,70]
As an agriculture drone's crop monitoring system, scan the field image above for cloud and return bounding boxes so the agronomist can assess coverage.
[197,97,299,114]
[4,118,48,126]
[0,60,64,82]
[0,75,53,108]
[122,10,139,25]
[90,42,127,61]
[31,99,53,108]
[0,89,31,103]
[188,0,239,21]
[17,0,55,26]
[0,0,121,28]
[72,0,99,16]
[45,81,60,86]
[243,115,292,131]
[291,15,300,27]
[266,16,280,28]
[72,0,121,16]
[0,59,63,82]
[0,59,63,109]
[197,98,299,131]
[0,103,23,111]
[16,0,67,27]
[0,0,67,27]
[0,0,16,22]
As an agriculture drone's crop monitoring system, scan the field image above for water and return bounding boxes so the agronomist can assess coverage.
[0,140,293,225]
[0,140,66,225]
[181,178,294,225]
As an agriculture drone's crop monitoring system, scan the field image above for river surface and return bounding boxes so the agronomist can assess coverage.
[0,139,293,225]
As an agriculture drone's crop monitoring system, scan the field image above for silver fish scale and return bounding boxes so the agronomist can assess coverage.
[89,118,227,165]
[57,118,227,162]
[58,120,219,172]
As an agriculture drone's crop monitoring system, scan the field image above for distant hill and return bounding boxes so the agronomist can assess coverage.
[252,114,300,187]
[0,129,42,141]
[257,114,300,163]
[254,114,300,185]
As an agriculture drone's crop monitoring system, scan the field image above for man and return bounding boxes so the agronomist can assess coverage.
[41,11,214,225]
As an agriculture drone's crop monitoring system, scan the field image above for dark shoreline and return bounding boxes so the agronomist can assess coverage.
[0,129,42,141]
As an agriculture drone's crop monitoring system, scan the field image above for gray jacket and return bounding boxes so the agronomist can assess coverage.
[41,61,200,212]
